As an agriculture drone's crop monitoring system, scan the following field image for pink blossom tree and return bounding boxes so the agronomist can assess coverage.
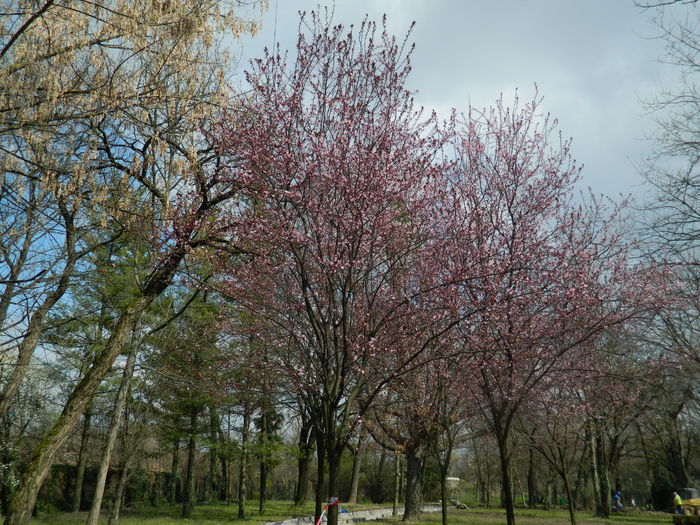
[446,94,669,525]
[211,11,484,525]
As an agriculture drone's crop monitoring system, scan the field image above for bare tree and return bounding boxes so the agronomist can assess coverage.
[642,3,700,369]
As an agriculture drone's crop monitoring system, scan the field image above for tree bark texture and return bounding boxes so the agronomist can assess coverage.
[403,447,423,521]
[314,434,325,524]
[294,420,314,507]
[347,433,363,504]
[496,434,516,525]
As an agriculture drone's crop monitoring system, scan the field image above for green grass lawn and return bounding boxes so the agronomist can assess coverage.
[28,503,673,525]
[375,507,673,525]
[28,500,381,525]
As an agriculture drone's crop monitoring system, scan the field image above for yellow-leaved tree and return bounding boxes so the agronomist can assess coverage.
[0,2,264,523]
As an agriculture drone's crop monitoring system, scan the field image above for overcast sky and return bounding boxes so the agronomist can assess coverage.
[235,1,692,199]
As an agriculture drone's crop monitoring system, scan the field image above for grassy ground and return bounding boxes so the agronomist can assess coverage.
[376,507,673,525]
[27,503,673,525]
[28,500,379,525]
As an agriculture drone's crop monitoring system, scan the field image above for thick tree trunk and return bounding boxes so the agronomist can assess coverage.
[326,445,342,525]
[473,437,489,507]
[496,434,516,525]
[71,409,92,513]
[592,430,609,518]
[403,447,423,521]
[238,407,250,519]
[314,434,325,524]
[294,420,314,507]
[348,441,362,504]
[181,408,198,518]
[86,338,138,525]
[527,446,537,507]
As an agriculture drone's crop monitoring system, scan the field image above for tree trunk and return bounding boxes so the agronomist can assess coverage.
[4,242,187,525]
[314,433,325,524]
[71,409,92,513]
[238,406,250,519]
[181,408,198,518]
[348,440,362,504]
[4,298,152,525]
[588,421,602,516]
[392,451,400,517]
[527,446,537,507]
[562,468,576,525]
[403,447,423,521]
[0,213,76,422]
[572,444,588,510]
[107,461,130,525]
[326,444,342,525]
[496,434,516,525]
[294,419,314,507]
[218,451,228,503]
[259,403,268,515]
[473,436,489,507]
[593,429,609,518]
[86,337,139,525]
[259,457,268,515]
[169,436,180,504]
[208,406,219,502]
[439,470,448,525]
